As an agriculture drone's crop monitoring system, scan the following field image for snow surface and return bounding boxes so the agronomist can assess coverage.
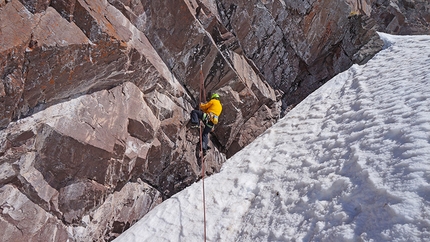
[114,33,430,241]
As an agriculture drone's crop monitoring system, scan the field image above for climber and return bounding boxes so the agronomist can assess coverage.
[190,93,223,156]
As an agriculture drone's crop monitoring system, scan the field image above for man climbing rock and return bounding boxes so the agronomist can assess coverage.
[190,93,222,156]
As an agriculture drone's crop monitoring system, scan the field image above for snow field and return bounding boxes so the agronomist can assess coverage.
[115,33,430,241]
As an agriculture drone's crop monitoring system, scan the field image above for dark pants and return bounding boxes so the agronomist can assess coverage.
[190,110,213,150]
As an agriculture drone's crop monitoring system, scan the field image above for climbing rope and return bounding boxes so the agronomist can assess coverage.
[199,65,207,242]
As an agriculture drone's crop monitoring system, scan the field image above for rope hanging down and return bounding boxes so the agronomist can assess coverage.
[199,65,207,242]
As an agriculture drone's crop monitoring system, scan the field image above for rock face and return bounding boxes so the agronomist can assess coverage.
[215,0,385,109]
[0,0,424,240]
[1,83,166,240]
[371,0,430,34]
[0,0,278,240]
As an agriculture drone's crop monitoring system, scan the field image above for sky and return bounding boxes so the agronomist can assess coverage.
[114,33,430,242]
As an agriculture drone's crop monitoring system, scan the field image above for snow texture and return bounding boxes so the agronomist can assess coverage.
[114,33,430,241]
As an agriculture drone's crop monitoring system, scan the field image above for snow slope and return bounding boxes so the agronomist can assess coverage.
[114,33,430,241]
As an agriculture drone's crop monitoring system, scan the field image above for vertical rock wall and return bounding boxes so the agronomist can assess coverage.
[0,0,279,240]
[107,0,280,155]
[215,0,384,108]
[1,0,424,240]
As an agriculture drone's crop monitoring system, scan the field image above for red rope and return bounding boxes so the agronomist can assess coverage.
[199,65,207,242]
[200,66,206,102]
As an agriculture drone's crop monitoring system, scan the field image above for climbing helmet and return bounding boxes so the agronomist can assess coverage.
[211,93,220,99]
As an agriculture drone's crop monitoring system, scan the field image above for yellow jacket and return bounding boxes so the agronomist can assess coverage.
[200,99,222,116]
